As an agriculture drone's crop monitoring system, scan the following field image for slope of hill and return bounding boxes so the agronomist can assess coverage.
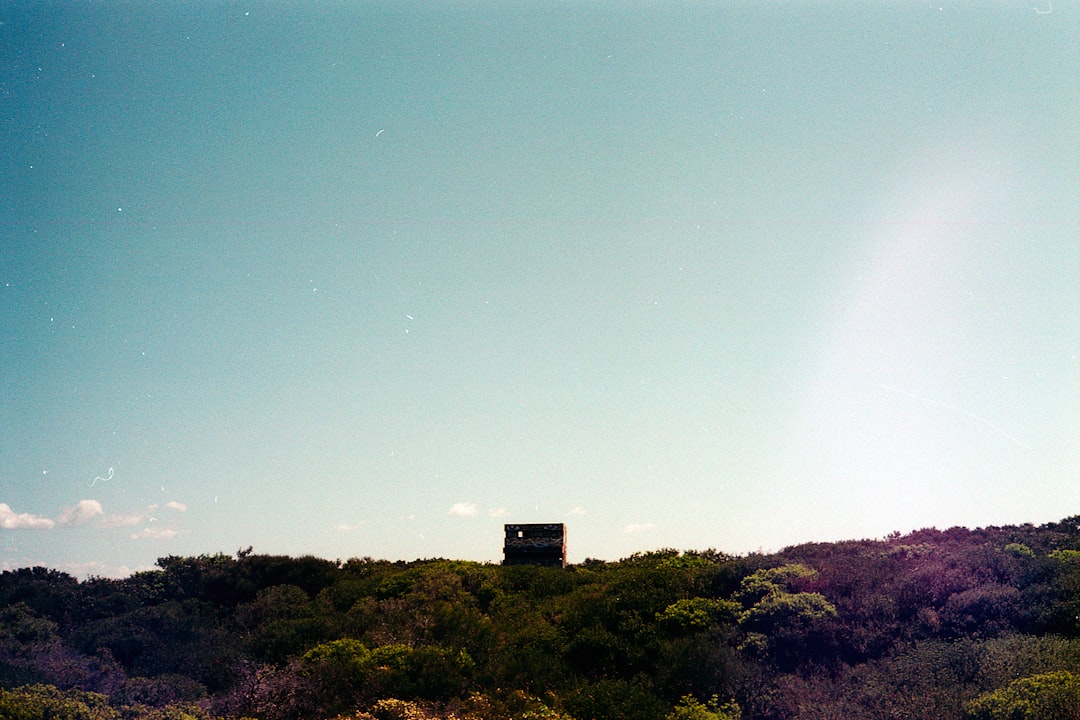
[2,517,1079,720]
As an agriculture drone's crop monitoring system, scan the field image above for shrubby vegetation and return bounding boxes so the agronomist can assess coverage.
[2,517,1080,719]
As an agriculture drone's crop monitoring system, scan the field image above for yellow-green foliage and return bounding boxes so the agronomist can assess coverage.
[665,695,741,720]
[331,693,575,720]
[125,707,206,720]
[734,564,836,633]
[1004,543,1035,558]
[965,670,1080,720]
[303,639,474,704]
[361,698,435,720]
[733,564,818,606]
[0,684,117,720]
[0,684,207,720]
[656,598,740,630]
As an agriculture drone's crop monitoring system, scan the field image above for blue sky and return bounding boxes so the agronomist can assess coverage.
[1,1,1077,577]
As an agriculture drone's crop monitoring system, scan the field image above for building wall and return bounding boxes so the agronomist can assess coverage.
[503,523,567,568]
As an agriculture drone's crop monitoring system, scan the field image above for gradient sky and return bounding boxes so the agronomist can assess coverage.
[1,1,1077,578]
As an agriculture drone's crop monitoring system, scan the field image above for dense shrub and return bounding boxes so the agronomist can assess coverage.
[3,517,1080,720]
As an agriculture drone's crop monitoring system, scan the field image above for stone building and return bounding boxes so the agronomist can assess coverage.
[502,523,567,568]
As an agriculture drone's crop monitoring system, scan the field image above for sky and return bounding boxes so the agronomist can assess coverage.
[1,1,1077,578]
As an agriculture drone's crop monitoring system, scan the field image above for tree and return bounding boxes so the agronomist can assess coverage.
[238,585,332,664]
[302,639,474,713]
[733,564,837,669]
[0,568,80,627]
[562,677,668,720]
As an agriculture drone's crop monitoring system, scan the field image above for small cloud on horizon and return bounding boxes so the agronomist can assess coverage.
[566,506,588,516]
[448,502,478,517]
[624,523,656,534]
[60,560,139,579]
[0,558,144,580]
[487,507,509,518]
[164,501,187,512]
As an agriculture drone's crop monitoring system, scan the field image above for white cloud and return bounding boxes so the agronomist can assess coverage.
[58,500,104,525]
[101,513,143,528]
[130,526,178,540]
[566,506,588,516]
[448,502,478,517]
[94,502,185,528]
[0,500,185,537]
[0,503,55,529]
[624,523,656,534]
[335,522,362,532]
[487,507,509,518]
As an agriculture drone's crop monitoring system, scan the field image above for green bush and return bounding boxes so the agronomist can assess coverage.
[657,599,739,631]
[665,695,741,720]
[965,670,1080,720]
[0,684,118,720]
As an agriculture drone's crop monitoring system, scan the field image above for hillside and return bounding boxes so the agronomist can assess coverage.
[2,517,1080,720]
